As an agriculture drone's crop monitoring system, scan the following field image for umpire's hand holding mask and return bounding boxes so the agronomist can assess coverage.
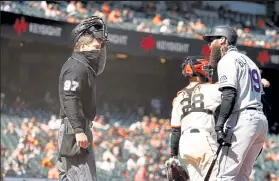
[71,16,109,76]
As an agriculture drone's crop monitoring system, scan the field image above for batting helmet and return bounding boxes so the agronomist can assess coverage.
[203,25,238,46]
[71,16,108,46]
[182,56,213,82]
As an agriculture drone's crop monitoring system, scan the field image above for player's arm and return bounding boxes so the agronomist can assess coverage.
[170,95,182,157]
[61,65,86,134]
[215,58,238,131]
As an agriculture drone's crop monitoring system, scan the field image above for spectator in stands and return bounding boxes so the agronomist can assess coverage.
[137,140,148,157]
[123,136,139,156]
[40,1,48,11]
[1,92,5,110]
[101,3,111,17]
[5,164,17,177]
[193,19,206,31]
[1,1,12,12]
[53,4,64,19]
[108,8,123,24]
[137,22,147,32]
[151,97,161,115]
[152,14,163,26]
[76,1,88,15]
[128,10,135,22]
[264,172,279,181]
[94,115,110,130]
[93,9,106,20]
[177,21,185,33]
[66,1,76,14]
[44,139,56,153]
[257,18,265,29]
[149,163,161,180]
[127,154,139,171]
[149,116,160,130]
[12,96,25,109]
[48,115,61,130]
[47,165,59,180]
[141,116,150,129]
[121,9,129,22]
[160,19,172,34]
[45,4,56,18]
[41,150,55,168]
[3,122,18,137]
[67,11,79,24]
[1,146,7,180]
[103,144,117,164]
[158,155,167,177]
[99,158,115,172]
[134,156,148,181]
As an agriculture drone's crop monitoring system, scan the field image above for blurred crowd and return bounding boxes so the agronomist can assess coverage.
[1,1,278,49]
[0,107,172,180]
[1,115,60,179]
[1,104,279,181]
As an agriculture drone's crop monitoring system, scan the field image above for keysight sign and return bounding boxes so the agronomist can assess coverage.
[14,16,62,37]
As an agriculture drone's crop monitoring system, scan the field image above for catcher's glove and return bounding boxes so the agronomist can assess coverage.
[165,157,189,181]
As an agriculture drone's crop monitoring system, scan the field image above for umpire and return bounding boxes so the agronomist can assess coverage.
[57,16,108,181]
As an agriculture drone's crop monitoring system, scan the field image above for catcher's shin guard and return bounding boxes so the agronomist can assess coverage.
[166,164,189,181]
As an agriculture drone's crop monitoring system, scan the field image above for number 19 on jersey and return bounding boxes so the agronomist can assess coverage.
[248,68,261,93]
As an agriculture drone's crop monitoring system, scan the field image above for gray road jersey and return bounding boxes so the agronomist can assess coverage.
[217,48,263,112]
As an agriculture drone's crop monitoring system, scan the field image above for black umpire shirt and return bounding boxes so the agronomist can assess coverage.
[59,52,96,134]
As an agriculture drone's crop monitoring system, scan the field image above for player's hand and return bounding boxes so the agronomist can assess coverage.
[261,78,270,88]
[75,132,89,149]
[165,156,180,167]
[216,130,226,145]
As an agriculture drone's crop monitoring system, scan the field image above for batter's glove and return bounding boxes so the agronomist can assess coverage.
[216,130,226,145]
[165,157,180,167]
[165,157,189,181]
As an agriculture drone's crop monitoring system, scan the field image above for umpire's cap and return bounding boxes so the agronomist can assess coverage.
[203,25,238,46]
[71,16,108,46]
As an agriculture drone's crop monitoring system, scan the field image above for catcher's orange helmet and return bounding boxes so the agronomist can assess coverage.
[182,56,213,82]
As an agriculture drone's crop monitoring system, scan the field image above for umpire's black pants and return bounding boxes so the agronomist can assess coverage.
[56,118,97,181]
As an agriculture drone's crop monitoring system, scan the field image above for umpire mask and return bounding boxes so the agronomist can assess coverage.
[81,47,107,76]
[72,16,108,76]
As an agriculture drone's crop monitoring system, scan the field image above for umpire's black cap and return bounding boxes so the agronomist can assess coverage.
[203,25,238,46]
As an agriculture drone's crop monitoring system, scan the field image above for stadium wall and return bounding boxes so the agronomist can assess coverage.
[1,11,279,69]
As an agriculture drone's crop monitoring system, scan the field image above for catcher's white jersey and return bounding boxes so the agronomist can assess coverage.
[171,82,221,133]
[217,49,263,112]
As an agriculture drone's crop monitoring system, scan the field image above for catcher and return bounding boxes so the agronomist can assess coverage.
[165,56,222,181]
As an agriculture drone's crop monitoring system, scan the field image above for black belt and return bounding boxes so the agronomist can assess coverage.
[182,128,200,135]
[246,107,257,110]
[190,128,200,133]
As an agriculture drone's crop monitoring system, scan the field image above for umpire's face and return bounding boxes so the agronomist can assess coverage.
[81,38,103,51]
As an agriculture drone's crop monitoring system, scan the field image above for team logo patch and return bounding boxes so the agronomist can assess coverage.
[219,75,227,84]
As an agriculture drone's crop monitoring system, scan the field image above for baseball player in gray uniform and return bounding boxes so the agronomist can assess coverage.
[203,25,268,181]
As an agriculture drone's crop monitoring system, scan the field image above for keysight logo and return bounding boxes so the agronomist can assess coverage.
[13,16,62,37]
[14,17,29,36]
